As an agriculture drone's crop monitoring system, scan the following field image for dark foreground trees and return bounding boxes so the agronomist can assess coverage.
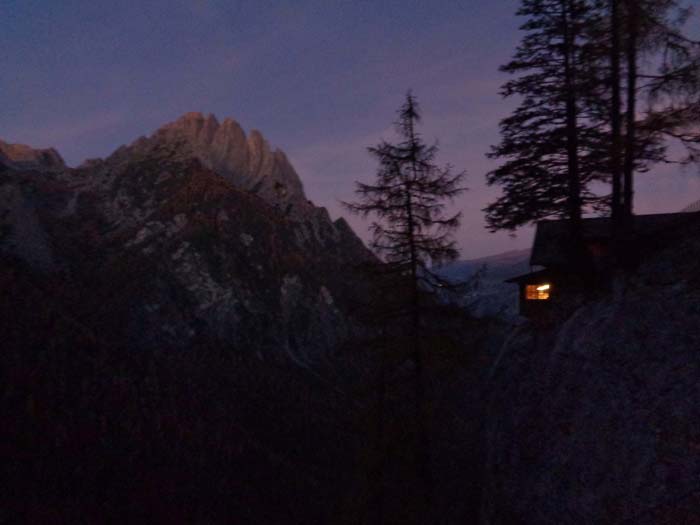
[344,92,466,521]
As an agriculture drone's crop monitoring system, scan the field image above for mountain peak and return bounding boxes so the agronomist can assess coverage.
[147,112,312,217]
[161,112,220,135]
[0,139,65,172]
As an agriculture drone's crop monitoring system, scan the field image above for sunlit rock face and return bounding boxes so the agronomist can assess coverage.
[129,112,313,219]
[0,114,372,361]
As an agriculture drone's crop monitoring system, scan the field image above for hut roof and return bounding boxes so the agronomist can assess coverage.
[530,212,700,267]
[504,268,551,284]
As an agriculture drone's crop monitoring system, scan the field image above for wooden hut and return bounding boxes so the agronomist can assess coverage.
[507,212,700,321]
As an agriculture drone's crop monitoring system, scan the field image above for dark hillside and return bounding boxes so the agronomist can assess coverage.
[1,120,500,524]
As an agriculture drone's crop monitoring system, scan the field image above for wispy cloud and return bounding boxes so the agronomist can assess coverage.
[4,109,128,153]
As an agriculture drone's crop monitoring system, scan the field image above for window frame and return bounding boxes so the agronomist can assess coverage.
[525,283,551,301]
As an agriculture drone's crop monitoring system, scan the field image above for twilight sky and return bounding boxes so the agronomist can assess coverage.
[3,0,700,259]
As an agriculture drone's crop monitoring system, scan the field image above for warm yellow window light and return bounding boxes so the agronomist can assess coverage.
[526,283,551,300]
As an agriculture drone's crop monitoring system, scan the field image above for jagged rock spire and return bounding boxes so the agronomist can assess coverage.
[152,112,312,217]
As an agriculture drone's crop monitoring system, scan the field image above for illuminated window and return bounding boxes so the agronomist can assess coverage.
[526,283,551,300]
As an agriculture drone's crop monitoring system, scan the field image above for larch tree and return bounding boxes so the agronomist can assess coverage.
[586,0,700,250]
[343,92,466,518]
[615,0,700,219]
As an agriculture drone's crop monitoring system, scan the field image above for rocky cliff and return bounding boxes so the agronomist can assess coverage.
[0,113,372,361]
[481,215,700,523]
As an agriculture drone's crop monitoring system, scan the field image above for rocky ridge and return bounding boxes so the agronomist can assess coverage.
[0,113,373,361]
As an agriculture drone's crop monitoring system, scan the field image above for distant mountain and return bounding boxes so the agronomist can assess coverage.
[440,248,532,319]
[681,198,700,213]
[0,112,373,361]
[442,248,532,280]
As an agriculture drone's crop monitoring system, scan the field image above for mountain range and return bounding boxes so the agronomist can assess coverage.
[0,112,373,361]
[440,248,532,319]
[1,114,489,523]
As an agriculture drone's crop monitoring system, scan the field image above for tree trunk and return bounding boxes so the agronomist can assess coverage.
[562,0,583,260]
[610,0,624,226]
[374,339,387,525]
[405,107,433,516]
[623,0,638,220]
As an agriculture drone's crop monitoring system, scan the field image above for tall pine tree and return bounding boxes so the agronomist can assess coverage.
[344,92,466,519]
[485,0,609,240]
[488,0,700,244]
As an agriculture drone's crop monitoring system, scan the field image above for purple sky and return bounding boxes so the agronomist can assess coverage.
[3,0,700,259]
